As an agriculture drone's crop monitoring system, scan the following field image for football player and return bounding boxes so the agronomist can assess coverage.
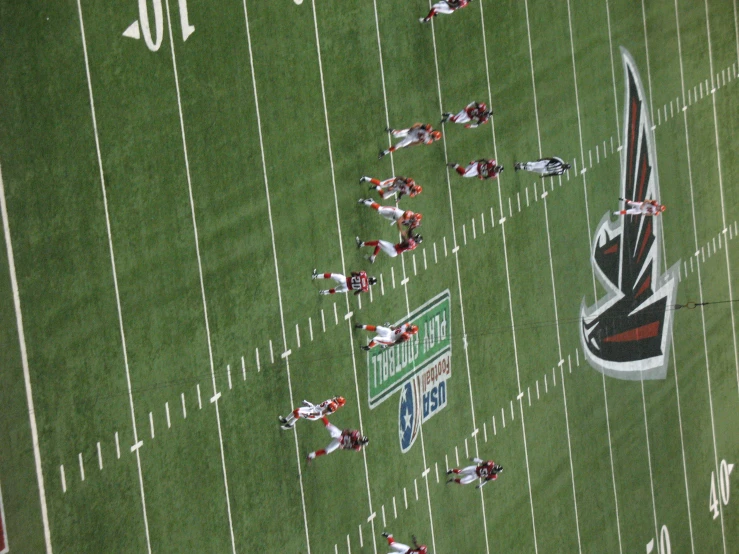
[614,198,666,216]
[360,175,422,201]
[514,156,571,177]
[312,269,377,295]
[419,0,471,23]
[382,531,428,554]
[355,233,422,264]
[379,124,442,159]
[354,322,419,351]
[448,159,503,180]
[441,101,491,128]
[306,416,368,464]
[358,199,423,232]
[446,457,503,489]
[278,396,345,430]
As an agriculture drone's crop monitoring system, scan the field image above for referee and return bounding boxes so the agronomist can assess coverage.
[514,156,571,177]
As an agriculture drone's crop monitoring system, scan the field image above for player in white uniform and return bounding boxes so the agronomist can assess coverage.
[513,156,571,177]
[381,532,428,554]
[448,159,503,180]
[358,199,423,232]
[306,417,368,464]
[446,457,503,489]
[419,0,471,23]
[312,269,377,295]
[614,198,666,216]
[379,124,442,159]
[360,175,422,201]
[355,322,419,351]
[441,101,491,128]
[278,396,345,430]
[356,233,422,264]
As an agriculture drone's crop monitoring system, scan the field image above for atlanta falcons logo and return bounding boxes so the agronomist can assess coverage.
[579,48,680,380]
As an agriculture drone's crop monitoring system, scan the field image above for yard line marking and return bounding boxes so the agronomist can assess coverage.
[369,284,373,303]
[321,309,326,331]
[309,318,314,341]
[344,311,354,320]
[463,224,467,245]
[481,213,486,233]
[333,302,338,324]
[589,150,592,168]
[165,402,171,429]
[673,3,717,548]
[523,0,543,153]
[423,248,428,270]
[255,349,261,373]
[576,349,580,366]
[552,367,556,387]
[604,140,608,158]
[640,373,660,547]
[334,545,338,554]
[413,254,418,275]
[534,182,538,199]
[455,446,460,467]
[163,2,235,548]
[483,423,488,442]
[414,479,419,501]
[596,145,600,164]
[381,505,386,528]
[296,324,301,348]
[359,525,363,548]
[367,512,376,522]
[452,245,460,254]
[510,400,515,420]
[526,188,530,207]
[517,193,521,213]
[181,393,187,419]
[404,488,408,509]
[443,236,448,257]
[147,413,154,440]
[391,267,396,289]
[72,6,151,549]
[227,364,232,390]
[501,408,505,428]
[281,350,291,359]
[536,381,540,399]
[269,340,274,364]
[131,441,143,452]
[97,442,103,470]
[241,356,246,380]
[465,438,469,459]
[347,534,351,554]
[490,207,495,228]
[115,432,120,459]
[79,453,85,482]
[60,465,66,493]
[380,274,385,296]
[508,197,513,217]
[528,387,531,406]
[605,0,622,142]
[657,108,662,126]
[671,101,674,118]
[434,242,438,264]
[568,355,572,373]
[545,375,548,393]
[472,218,477,238]
[241,1,312,548]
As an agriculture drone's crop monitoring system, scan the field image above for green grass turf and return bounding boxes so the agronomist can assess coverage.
[0,0,738,552]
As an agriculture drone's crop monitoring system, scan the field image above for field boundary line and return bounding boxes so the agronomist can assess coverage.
[75,2,152,551]
[163,0,235,550]
[0,162,53,553]
[240,1,312,550]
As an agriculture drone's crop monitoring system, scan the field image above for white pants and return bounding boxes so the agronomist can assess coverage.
[459,162,479,178]
[375,240,398,258]
[391,128,419,149]
[455,465,479,484]
[521,160,550,175]
[362,199,403,223]
[323,421,343,455]
[432,1,456,15]
[449,108,471,124]
[388,541,412,553]
[317,273,348,293]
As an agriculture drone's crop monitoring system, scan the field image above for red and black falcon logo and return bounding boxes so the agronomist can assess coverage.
[579,48,679,380]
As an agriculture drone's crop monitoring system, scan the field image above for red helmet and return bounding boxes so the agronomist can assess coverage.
[478,102,487,112]
[417,546,428,554]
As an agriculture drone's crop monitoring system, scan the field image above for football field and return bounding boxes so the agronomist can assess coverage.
[1,0,739,552]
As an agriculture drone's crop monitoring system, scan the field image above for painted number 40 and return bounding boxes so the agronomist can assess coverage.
[123,0,195,52]
[709,459,734,519]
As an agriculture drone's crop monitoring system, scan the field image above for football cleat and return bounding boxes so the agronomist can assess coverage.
[354,323,364,329]
[359,176,370,183]
[361,345,371,351]
[378,150,386,159]
[355,236,363,248]
[514,162,522,171]
[280,424,292,430]
[446,478,455,484]
[278,415,287,423]
[319,290,330,296]
[366,255,376,264]
[446,469,453,475]
[382,532,391,538]
[385,127,394,133]
[357,198,366,204]
[311,268,318,279]
[618,197,625,201]
[447,163,457,168]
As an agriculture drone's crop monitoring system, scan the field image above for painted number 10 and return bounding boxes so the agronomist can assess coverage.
[709,459,734,519]
[123,0,194,52]
[646,525,671,554]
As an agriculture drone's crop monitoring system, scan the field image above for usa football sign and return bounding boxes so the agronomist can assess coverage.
[364,290,452,452]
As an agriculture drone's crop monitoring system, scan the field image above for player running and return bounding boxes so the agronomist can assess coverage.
[441,101,491,128]
[358,199,423,232]
[354,322,419,351]
[382,531,428,554]
[306,416,368,464]
[379,124,442,159]
[448,159,503,180]
[312,269,377,295]
[446,457,503,489]
[278,396,345,430]
[356,233,422,264]
[419,0,471,23]
[360,175,422,201]
[614,197,666,216]
[514,156,571,178]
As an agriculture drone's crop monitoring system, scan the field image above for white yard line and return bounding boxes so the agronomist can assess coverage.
[674,1,727,549]
[703,0,739,399]
[163,1,235,550]
[606,0,621,144]
[74,4,151,551]
[0,162,53,553]
[240,1,312,550]
[311,2,378,551]
[640,0,656,123]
